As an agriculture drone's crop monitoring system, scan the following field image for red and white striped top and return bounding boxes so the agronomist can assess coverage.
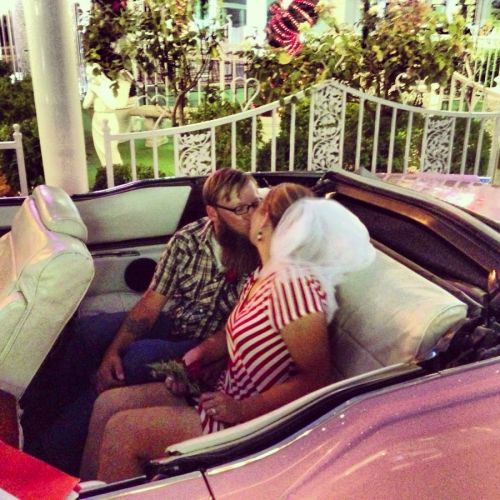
[198,266,327,433]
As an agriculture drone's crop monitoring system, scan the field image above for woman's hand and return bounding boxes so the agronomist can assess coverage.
[200,391,244,425]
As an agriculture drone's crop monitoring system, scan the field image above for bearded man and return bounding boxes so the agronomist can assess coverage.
[94,167,260,392]
[23,168,261,474]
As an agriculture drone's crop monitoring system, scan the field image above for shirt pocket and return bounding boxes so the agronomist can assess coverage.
[179,301,211,335]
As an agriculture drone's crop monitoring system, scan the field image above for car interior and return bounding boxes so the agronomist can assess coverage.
[0,171,497,492]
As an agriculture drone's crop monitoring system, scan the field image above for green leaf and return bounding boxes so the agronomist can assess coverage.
[278,51,293,65]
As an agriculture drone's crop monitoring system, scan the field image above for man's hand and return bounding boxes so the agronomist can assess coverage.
[182,345,204,367]
[164,375,189,397]
[94,351,125,394]
[93,289,168,394]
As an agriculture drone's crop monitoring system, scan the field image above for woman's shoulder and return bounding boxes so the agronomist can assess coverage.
[267,265,328,328]
[268,265,325,304]
[273,264,321,287]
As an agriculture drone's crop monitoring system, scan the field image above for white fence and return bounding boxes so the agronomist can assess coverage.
[0,124,27,196]
[100,79,500,188]
[134,55,248,110]
[472,34,500,88]
[443,72,500,112]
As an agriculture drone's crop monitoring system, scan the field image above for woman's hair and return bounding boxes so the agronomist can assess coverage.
[203,168,257,207]
[260,183,314,228]
[264,195,376,323]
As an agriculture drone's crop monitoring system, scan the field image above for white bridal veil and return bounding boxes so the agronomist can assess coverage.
[264,198,376,322]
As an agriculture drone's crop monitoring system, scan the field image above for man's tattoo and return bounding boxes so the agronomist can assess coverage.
[123,317,153,339]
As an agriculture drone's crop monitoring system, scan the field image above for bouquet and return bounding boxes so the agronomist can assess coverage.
[149,359,203,396]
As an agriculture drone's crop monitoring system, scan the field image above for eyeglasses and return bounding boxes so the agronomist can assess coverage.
[214,199,261,216]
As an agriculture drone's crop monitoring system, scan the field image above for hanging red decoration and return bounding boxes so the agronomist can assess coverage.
[266,0,320,55]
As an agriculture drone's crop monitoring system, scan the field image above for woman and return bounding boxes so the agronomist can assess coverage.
[81,183,375,481]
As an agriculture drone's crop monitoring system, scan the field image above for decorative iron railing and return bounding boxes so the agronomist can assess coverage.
[100,79,500,188]
[445,72,500,112]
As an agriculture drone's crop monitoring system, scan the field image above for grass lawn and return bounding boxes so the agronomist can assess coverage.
[83,88,256,189]
[82,109,175,190]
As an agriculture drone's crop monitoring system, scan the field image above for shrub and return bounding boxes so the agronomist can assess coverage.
[0,61,11,78]
[0,75,44,194]
[189,93,262,171]
[93,163,156,190]
[242,0,471,105]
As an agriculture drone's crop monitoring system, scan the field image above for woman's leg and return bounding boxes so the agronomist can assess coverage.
[97,404,202,482]
[80,382,182,479]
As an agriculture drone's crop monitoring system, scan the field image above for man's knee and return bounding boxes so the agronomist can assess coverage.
[122,339,180,385]
[75,312,128,354]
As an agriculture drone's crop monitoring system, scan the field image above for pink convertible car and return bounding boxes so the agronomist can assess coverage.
[0,170,498,498]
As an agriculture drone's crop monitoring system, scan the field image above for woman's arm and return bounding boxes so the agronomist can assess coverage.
[166,329,228,396]
[201,311,331,424]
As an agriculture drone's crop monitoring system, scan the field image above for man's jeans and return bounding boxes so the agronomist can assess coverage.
[22,311,198,476]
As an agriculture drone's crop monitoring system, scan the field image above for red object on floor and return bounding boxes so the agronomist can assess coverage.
[0,441,79,500]
[0,390,18,448]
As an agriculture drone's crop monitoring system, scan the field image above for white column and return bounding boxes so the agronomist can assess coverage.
[445,0,459,22]
[208,0,220,21]
[246,0,267,44]
[22,0,89,194]
[5,9,18,74]
[12,1,29,75]
[344,0,362,26]
[331,0,346,24]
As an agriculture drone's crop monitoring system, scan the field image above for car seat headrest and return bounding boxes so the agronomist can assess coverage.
[32,185,88,242]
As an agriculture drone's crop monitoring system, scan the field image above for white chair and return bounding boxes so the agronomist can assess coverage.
[0,185,94,398]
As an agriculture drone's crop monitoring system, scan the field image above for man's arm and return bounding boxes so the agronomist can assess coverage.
[94,289,168,393]
[183,329,228,367]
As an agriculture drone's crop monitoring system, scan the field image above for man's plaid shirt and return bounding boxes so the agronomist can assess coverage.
[150,217,247,340]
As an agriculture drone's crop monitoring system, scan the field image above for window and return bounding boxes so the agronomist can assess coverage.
[225,7,247,27]
[223,2,247,27]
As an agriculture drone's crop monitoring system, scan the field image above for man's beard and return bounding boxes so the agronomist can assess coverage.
[217,220,260,276]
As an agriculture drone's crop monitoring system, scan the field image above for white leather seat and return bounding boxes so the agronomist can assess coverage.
[0,185,94,398]
[330,250,468,379]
